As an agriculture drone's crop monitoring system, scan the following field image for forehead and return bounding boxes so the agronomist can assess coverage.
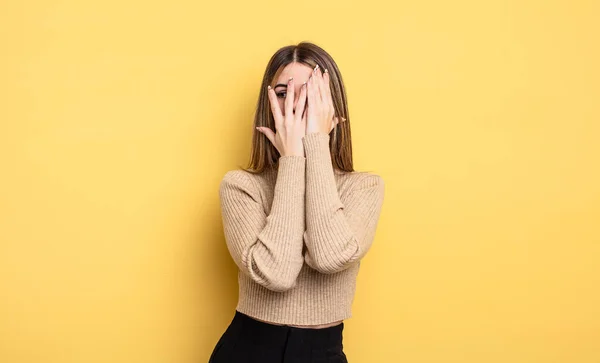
[276,62,313,82]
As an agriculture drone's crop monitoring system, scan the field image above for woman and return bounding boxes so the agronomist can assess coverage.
[209,42,385,363]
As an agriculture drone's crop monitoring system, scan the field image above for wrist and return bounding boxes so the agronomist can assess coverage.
[304,130,329,137]
[280,153,305,158]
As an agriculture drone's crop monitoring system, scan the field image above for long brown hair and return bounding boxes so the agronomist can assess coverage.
[241,42,355,175]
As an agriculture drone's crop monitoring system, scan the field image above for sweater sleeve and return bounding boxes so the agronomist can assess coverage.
[302,132,385,274]
[218,156,306,292]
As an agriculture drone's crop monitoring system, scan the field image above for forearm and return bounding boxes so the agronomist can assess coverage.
[220,155,306,292]
[302,132,385,274]
[302,132,357,272]
[252,156,306,287]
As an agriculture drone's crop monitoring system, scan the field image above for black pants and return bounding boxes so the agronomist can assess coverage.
[208,310,349,363]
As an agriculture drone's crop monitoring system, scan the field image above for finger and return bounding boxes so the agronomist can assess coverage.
[256,126,276,146]
[323,68,332,101]
[323,69,335,119]
[266,85,283,126]
[329,117,337,133]
[293,80,305,110]
[284,77,294,121]
[307,75,316,114]
[312,65,321,102]
[315,66,326,104]
[295,82,308,123]
[316,69,331,124]
[301,99,307,125]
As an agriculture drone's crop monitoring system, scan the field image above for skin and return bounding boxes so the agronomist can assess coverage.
[256,62,346,329]
[257,62,345,158]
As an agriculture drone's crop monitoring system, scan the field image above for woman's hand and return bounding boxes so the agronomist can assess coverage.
[306,64,346,135]
[257,77,308,157]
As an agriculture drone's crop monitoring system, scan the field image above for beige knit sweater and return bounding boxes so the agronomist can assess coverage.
[218,131,385,325]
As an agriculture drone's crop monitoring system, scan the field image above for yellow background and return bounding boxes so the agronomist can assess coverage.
[1,0,599,362]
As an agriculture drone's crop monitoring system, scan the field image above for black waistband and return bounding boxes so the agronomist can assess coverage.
[233,310,344,348]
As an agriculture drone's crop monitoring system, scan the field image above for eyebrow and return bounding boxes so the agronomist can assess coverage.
[274,84,287,89]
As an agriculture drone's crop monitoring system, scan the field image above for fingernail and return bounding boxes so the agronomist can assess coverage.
[289,77,293,83]
[267,85,271,90]
[324,68,328,73]
[342,117,346,121]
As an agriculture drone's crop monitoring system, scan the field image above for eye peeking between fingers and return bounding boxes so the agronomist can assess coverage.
[276,92,286,99]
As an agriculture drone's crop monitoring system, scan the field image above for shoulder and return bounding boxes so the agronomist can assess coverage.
[221,169,249,183]
[338,171,385,202]
[344,171,384,191]
[219,169,262,199]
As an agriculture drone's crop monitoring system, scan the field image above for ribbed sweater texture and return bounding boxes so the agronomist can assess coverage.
[218,131,385,325]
